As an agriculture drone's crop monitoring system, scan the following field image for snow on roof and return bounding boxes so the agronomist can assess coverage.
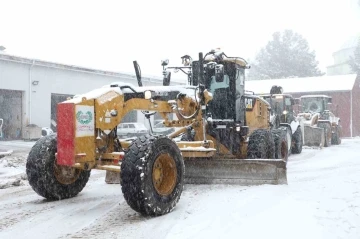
[245,74,357,94]
[300,95,331,98]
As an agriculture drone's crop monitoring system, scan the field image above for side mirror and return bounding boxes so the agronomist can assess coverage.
[163,71,171,86]
[215,64,224,82]
[133,61,143,87]
[328,97,332,104]
[161,59,169,67]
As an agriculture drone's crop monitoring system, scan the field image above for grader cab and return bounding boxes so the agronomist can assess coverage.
[26,50,287,216]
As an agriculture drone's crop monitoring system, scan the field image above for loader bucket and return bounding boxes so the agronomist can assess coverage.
[304,125,325,147]
[184,158,287,185]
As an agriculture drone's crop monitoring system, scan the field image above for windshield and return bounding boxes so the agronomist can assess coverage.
[263,96,284,112]
[236,68,245,98]
[301,97,324,113]
[209,75,229,94]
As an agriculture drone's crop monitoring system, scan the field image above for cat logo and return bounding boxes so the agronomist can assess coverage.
[245,97,255,111]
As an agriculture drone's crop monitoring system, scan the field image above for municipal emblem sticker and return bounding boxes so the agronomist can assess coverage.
[76,111,93,124]
[75,105,95,137]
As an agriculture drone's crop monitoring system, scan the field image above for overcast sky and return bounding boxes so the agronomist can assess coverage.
[0,0,359,79]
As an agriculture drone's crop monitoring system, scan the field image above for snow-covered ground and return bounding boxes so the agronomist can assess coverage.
[0,138,360,239]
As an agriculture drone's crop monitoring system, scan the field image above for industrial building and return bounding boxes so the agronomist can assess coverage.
[0,53,182,139]
[246,74,360,137]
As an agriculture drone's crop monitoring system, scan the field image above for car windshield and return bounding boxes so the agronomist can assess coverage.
[154,122,165,128]
[132,123,146,128]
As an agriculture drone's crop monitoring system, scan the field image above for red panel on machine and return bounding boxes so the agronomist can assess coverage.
[57,103,75,166]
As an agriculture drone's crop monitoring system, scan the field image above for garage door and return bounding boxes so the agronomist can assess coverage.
[51,93,73,132]
[0,89,23,139]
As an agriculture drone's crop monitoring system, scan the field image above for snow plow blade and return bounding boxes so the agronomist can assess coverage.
[304,125,325,147]
[184,158,287,185]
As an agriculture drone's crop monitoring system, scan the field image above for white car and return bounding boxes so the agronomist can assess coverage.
[117,123,149,138]
[152,121,182,136]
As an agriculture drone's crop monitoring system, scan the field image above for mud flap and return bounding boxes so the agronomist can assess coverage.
[304,125,325,147]
[184,158,287,185]
[105,171,120,184]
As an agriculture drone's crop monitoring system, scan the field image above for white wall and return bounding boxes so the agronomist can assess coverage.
[0,58,164,129]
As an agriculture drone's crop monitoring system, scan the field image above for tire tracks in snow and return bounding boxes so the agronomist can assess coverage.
[59,199,147,239]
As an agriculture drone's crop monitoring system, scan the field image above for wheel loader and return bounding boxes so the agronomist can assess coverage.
[26,50,287,217]
[259,85,304,161]
[297,95,341,147]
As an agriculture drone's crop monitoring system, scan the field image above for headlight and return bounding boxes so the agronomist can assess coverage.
[283,110,288,115]
[144,90,152,100]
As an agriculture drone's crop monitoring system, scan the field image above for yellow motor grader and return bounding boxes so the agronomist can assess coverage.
[26,50,287,216]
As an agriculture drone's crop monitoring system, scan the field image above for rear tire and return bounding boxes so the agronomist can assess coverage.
[319,123,332,147]
[271,129,289,163]
[331,125,342,145]
[26,134,90,200]
[291,127,303,154]
[120,134,184,216]
[247,129,275,159]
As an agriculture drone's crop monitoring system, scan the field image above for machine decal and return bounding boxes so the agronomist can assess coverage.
[245,97,256,111]
[75,105,95,137]
[104,110,111,123]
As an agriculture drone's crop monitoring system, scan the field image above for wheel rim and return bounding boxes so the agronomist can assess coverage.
[152,153,177,196]
[54,164,81,185]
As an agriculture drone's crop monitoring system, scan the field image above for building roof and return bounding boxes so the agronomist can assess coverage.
[245,74,357,94]
[0,52,185,84]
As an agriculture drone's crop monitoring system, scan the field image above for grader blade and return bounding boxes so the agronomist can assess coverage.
[184,158,287,185]
[304,125,325,147]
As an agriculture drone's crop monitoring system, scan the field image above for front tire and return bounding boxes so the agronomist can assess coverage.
[319,123,332,147]
[291,127,303,154]
[331,125,342,145]
[271,129,289,163]
[120,135,184,216]
[26,134,91,200]
[247,129,275,159]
